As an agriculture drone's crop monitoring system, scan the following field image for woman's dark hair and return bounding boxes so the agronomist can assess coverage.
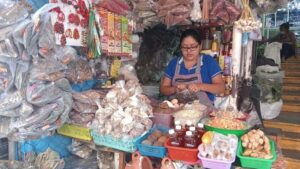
[180,29,202,45]
[280,22,290,30]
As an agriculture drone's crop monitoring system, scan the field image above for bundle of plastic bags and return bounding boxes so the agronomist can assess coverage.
[0,3,74,141]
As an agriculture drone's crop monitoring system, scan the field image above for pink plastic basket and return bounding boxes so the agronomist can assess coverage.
[198,153,235,169]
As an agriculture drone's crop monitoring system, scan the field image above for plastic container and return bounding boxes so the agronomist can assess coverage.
[136,127,168,158]
[204,125,247,137]
[164,138,199,163]
[237,140,277,169]
[198,153,235,169]
[91,130,142,152]
[152,111,174,128]
[57,124,92,141]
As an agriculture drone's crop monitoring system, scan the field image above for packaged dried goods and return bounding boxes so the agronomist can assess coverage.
[206,117,246,130]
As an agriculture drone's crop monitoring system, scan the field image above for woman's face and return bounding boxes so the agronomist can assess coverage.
[181,36,201,62]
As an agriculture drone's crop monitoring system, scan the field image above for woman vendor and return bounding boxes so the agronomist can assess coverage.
[160,29,225,107]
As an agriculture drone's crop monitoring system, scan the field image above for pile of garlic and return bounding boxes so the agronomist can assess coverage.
[234,19,262,32]
[90,80,153,139]
[235,0,262,32]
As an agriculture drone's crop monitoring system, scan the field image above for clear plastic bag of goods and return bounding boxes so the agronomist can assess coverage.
[29,58,67,82]
[65,59,93,83]
[0,56,17,93]
[67,140,93,159]
[14,60,30,90]
[255,67,284,103]
[0,0,29,28]
[173,108,204,126]
[260,100,283,120]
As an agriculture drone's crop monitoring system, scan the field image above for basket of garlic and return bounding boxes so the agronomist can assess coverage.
[237,129,277,169]
[90,80,153,152]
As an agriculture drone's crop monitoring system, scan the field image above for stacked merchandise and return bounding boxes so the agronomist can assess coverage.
[0,2,74,141]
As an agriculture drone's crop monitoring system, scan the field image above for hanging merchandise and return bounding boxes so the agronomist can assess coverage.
[190,0,202,22]
[157,0,193,27]
[254,0,284,14]
[87,8,101,59]
[210,0,241,25]
[131,0,160,32]
[50,0,90,47]
[0,0,29,29]
[201,0,211,23]
[0,4,74,141]
[234,0,262,32]
[95,0,131,16]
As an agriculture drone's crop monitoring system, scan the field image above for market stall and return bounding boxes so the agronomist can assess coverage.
[0,0,290,168]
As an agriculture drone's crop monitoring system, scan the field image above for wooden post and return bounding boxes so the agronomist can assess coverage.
[98,147,126,169]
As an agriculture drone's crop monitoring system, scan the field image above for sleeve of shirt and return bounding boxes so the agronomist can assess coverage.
[164,58,177,79]
[206,55,222,79]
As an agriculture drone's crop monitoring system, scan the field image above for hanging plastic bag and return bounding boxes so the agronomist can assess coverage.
[14,60,30,90]
[29,58,67,81]
[0,0,29,28]
[65,59,93,83]
[0,56,17,93]
[190,0,202,22]
[0,90,24,112]
[26,82,62,106]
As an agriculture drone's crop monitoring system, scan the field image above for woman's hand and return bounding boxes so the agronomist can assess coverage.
[176,84,187,92]
[188,84,200,92]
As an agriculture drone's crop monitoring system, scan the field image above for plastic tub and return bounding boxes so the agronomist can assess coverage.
[136,126,168,158]
[198,153,235,169]
[237,140,277,169]
[164,138,199,163]
[152,108,174,128]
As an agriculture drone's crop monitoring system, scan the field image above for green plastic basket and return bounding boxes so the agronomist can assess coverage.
[204,125,248,137]
[237,140,277,169]
[91,130,142,152]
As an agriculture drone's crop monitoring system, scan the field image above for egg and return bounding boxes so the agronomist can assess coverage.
[171,99,178,105]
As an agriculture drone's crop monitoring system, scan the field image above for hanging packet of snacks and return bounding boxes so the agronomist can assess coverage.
[87,8,101,59]
[50,0,89,47]
[107,11,115,56]
[234,0,262,32]
[97,8,109,55]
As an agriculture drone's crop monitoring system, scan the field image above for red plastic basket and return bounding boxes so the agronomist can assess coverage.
[164,138,199,163]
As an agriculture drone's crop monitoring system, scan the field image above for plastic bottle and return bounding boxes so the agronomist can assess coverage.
[175,125,185,145]
[196,123,205,138]
[185,121,193,131]
[184,131,197,148]
[189,126,200,145]
[168,129,181,147]
[174,120,181,127]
